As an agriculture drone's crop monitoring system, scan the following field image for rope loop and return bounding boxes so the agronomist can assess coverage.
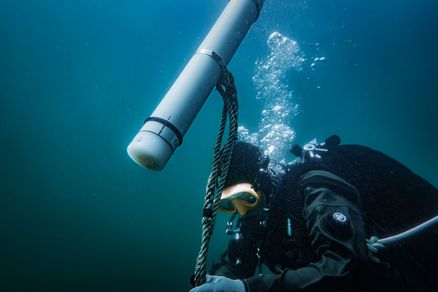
[193,66,239,287]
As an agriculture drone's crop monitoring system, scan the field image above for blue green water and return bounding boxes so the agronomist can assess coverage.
[1,0,437,291]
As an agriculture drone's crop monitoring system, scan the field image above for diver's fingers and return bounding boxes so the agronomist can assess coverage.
[206,275,221,283]
[368,236,379,243]
[189,275,221,292]
[367,244,379,254]
[189,282,214,292]
[374,242,385,249]
[368,253,381,264]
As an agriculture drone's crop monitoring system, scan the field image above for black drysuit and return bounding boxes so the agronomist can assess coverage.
[212,144,438,291]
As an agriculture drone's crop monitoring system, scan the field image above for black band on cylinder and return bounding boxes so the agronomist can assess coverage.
[144,116,183,147]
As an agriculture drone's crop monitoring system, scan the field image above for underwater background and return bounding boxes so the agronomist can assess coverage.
[1,0,437,291]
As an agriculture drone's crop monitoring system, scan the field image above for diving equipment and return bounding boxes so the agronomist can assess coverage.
[367,215,438,256]
[290,135,341,162]
[219,183,261,216]
[127,0,264,170]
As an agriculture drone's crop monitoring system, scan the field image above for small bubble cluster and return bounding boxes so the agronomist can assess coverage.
[239,31,305,174]
[310,56,327,70]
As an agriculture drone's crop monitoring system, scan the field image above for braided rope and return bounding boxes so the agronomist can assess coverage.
[193,68,239,286]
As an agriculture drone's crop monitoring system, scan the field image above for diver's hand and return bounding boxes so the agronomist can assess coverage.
[189,275,245,292]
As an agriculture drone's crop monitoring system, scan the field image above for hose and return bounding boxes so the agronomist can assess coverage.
[367,215,438,262]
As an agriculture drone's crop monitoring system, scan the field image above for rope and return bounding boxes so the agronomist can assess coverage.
[192,67,239,287]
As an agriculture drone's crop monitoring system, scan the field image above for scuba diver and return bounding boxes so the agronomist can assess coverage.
[190,135,438,292]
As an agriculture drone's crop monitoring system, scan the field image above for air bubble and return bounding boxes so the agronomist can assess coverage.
[239,31,305,174]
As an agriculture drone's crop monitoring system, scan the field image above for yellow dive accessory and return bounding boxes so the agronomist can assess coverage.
[219,183,261,216]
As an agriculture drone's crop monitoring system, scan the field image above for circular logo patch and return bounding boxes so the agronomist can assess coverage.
[332,212,347,223]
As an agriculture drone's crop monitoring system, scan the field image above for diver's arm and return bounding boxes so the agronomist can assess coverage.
[210,231,259,279]
[210,247,258,280]
[244,170,368,291]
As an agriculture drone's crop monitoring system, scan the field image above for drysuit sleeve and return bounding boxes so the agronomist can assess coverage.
[244,170,368,291]
[210,238,258,280]
[210,218,260,279]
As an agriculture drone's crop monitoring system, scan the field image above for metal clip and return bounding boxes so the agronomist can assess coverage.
[303,139,328,160]
[225,213,240,235]
[197,49,227,72]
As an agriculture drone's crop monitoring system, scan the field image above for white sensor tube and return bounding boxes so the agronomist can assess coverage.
[127,0,263,170]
